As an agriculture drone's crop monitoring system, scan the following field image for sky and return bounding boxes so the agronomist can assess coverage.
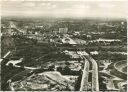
[1,1,128,18]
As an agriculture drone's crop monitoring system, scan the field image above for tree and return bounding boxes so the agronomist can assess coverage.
[63,66,71,75]
[57,67,62,72]
[48,65,55,71]
[65,61,70,66]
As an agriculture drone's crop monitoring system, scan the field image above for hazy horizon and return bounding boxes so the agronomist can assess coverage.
[1,1,128,19]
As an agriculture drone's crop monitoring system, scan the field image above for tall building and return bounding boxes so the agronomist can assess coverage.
[59,28,68,34]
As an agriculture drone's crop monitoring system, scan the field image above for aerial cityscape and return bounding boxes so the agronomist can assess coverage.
[1,1,127,92]
[1,16,127,91]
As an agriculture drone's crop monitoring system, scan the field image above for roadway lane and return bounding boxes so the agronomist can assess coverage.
[86,55,99,91]
[80,56,90,91]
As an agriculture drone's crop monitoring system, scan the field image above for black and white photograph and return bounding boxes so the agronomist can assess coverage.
[0,0,127,91]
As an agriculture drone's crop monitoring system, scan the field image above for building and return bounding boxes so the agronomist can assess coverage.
[59,28,68,34]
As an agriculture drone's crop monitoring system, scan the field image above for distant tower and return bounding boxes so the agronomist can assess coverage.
[97,24,100,32]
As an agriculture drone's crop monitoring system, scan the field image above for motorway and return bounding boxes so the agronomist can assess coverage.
[65,35,99,91]
[78,52,99,91]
